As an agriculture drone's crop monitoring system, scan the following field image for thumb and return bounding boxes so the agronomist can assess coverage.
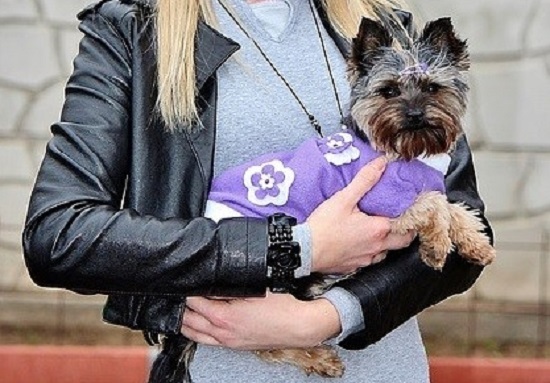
[340,156,387,207]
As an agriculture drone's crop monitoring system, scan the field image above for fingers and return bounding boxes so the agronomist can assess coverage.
[186,297,227,320]
[182,307,216,335]
[181,322,221,346]
[339,156,387,207]
[182,299,228,346]
[182,309,221,346]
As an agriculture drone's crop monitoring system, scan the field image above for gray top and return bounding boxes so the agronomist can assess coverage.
[194,0,430,381]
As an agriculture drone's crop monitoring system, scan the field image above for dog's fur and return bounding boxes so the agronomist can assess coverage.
[254,17,495,378]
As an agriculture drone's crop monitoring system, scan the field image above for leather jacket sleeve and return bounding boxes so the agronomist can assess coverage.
[22,1,268,298]
[337,135,493,350]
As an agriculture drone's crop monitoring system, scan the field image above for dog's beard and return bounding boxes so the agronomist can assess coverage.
[351,95,463,161]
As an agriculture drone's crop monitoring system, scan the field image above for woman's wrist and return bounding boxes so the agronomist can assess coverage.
[302,298,342,345]
[293,223,312,277]
[308,218,329,274]
[321,287,365,343]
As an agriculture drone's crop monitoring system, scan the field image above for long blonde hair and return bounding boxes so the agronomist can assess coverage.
[155,0,409,130]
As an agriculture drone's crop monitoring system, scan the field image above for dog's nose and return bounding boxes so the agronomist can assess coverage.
[406,109,424,122]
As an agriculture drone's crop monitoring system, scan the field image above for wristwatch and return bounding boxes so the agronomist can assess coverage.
[267,213,301,293]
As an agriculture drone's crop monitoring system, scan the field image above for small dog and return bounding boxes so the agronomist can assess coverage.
[192,16,495,379]
[345,16,495,271]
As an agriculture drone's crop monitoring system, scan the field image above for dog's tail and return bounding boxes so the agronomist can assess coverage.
[148,333,197,383]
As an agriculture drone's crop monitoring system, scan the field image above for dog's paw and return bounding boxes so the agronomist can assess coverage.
[459,236,496,266]
[301,347,345,378]
[256,346,344,378]
[420,251,446,270]
[419,239,452,270]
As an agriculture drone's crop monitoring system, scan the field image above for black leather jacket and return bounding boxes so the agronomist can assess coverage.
[22,0,492,349]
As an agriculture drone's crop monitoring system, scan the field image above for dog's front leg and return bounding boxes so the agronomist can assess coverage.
[391,192,453,270]
[447,202,496,265]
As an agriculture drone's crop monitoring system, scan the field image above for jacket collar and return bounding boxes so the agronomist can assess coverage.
[195,21,241,90]
[129,0,240,89]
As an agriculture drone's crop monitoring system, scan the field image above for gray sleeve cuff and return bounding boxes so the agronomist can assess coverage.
[321,287,365,344]
[293,223,312,278]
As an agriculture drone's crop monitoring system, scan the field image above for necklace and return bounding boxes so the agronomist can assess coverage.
[218,0,345,137]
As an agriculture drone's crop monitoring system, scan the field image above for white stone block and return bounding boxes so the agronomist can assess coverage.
[463,78,486,146]
[0,223,23,249]
[0,140,34,181]
[476,247,542,303]
[28,140,50,170]
[408,0,533,56]
[0,246,27,290]
[40,0,94,24]
[476,222,550,303]
[0,184,32,229]
[0,25,60,89]
[472,59,550,149]
[0,0,37,20]
[525,0,550,52]
[22,81,66,138]
[0,88,29,133]
[474,152,528,218]
[475,221,550,303]
[60,29,84,77]
[492,221,547,245]
[522,154,550,213]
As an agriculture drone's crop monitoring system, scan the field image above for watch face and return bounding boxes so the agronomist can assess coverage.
[270,242,301,270]
[277,252,300,269]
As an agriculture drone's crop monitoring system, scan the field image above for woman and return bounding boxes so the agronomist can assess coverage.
[22,0,492,382]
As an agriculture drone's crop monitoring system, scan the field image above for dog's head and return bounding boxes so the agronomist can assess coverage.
[348,17,470,160]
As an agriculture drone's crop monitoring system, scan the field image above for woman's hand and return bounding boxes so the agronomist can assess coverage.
[308,156,415,275]
[181,294,340,350]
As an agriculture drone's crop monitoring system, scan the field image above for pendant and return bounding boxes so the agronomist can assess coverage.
[340,118,348,131]
[309,115,323,138]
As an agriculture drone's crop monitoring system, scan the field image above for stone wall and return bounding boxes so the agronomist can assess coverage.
[1,0,549,335]
[0,0,92,294]
[410,0,550,306]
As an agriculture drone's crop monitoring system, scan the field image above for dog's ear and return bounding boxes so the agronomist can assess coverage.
[349,17,393,76]
[418,17,470,70]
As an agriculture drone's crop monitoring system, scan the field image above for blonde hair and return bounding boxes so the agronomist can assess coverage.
[155,0,410,130]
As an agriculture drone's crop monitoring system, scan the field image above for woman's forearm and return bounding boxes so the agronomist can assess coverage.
[182,294,341,350]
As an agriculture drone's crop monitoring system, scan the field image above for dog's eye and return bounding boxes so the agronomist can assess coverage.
[426,83,442,94]
[379,86,401,99]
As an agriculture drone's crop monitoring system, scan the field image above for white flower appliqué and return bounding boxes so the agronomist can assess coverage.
[319,132,360,166]
[243,160,295,206]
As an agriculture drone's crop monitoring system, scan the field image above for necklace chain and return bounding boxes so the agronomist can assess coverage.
[308,0,345,126]
[217,0,345,138]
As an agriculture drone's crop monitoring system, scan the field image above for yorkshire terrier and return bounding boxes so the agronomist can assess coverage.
[181,16,495,380]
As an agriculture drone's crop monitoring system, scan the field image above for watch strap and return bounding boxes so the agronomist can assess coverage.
[267,213,301,293]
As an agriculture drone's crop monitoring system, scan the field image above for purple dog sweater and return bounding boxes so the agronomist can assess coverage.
[207,131,446,223]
